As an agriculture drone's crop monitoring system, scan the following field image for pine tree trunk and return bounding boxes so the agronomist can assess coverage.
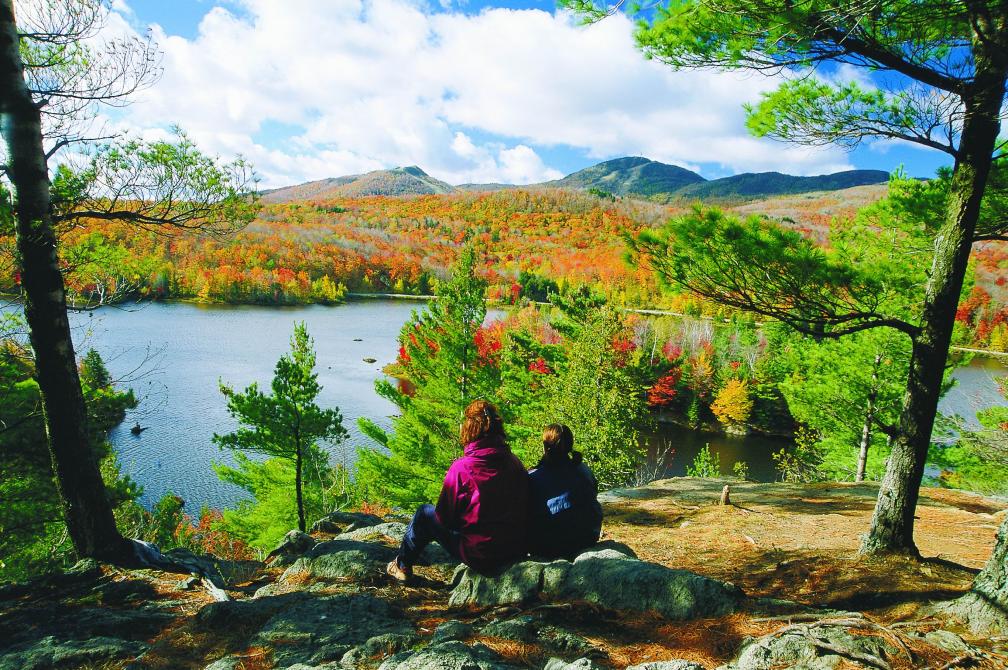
[0,1,128,561]
[861,47,1008,555]
[856,354,882,483]
[941,514,1008,634]
[295,442,306,532]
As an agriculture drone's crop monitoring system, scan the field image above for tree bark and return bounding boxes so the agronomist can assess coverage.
[941,514,1008,634]
[295,441,306,533]
[861,39,1008,555]
[0,0,129,561]
[856,354,882,483]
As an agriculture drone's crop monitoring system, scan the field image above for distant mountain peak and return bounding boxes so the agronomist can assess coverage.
[595,156,653,169]
[544,156,706,197]
[397,166,429,178]
[262,165,453,202]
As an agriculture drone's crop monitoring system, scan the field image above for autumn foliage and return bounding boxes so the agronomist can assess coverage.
[710,379,754,426]
[2,184,1005,349]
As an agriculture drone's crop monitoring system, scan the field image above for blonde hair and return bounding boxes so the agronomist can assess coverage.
[543,424,573,453]
[460,399,504,445]
[541,423,580,466]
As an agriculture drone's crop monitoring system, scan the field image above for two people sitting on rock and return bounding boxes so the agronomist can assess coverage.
[387,400,603,583]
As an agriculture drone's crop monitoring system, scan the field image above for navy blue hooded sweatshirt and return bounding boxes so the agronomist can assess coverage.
[527,455,603,560]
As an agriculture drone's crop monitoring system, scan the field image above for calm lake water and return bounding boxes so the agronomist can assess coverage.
[67,300,413,509]
[4,299,1006,510]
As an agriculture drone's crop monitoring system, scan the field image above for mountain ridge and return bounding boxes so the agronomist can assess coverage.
[540,156,707,196]
[261,166,454,202]
[675,168,891,200]
[261,157,890,203]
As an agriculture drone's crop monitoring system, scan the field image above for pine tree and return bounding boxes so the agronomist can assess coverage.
[535,306,649,488]
[213,322,347,532]
[356,246,503,507]
[778,329,913,482]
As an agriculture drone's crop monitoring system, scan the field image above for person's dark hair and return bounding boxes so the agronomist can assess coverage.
[460,399,505,445]
[540,423,582,466]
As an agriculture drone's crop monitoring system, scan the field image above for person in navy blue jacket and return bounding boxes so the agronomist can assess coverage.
[527,424,603,560]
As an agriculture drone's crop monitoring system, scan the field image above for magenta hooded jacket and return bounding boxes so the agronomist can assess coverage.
[434,434,528,572]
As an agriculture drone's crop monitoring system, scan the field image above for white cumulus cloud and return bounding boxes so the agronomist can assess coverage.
[104,0,854,188]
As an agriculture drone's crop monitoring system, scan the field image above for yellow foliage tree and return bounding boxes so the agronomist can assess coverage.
[989,324,1008,353]
[710,379,753,426]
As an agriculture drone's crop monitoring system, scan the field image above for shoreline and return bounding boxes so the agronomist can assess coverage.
[7,292,1008,360]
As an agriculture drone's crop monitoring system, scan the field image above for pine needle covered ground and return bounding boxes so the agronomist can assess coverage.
[2,478,1006,669]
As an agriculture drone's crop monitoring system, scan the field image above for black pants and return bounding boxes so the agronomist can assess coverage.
[397,504,461,569]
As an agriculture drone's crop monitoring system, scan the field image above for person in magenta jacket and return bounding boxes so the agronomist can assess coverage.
[387,399,528,581]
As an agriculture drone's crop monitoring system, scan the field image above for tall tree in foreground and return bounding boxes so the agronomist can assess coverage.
[0,0,256,562]
[0,329,140,579]
[214,322,347,533]
[570,0,1008,555]
[939,378,1008,632]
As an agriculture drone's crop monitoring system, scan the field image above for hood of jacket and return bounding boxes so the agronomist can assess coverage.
[463,434,510,460]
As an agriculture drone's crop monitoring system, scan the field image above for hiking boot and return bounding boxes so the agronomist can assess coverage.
[386,559,413,583]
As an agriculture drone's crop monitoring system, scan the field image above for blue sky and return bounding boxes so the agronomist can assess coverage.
[105,0,953,188]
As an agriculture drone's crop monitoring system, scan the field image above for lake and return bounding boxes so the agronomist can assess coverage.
[67,300,411,509]
[5,299,1006,510]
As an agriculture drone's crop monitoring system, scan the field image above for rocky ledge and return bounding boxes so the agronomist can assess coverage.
[1,481,1005,669]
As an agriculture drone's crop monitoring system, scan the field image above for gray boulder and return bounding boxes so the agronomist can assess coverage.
[276,539,397,586]
[537,625,596,656]
[588,539,639,559]
[193,592,413,668]
[253,594,414,668]
[312,511,385,535]
[0,600,176,670]
[340,632,419,667]
[449,560,569,608]
[480,615,539,642]
[478,616,595,656]
[336,522,408,544]
[544,659,605,670]
[431,620,474,643]
[627,662,706,670]
[0,635,146,670]
[450,548,742,620]
[195,593,298,629]
[417,541,458,567]
[322,523,456,570]
[267,530,318,567]
[377,641,518,670]
[558,549,742,620]
[202,658,241,670]
[923,629,971,655]
[725,623,896,670]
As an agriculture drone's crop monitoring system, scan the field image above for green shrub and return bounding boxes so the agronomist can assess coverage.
[687,444,720,478]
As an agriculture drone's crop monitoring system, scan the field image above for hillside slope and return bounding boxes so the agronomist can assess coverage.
[262,166,454,202]
[544,156,706,197]
[676,169,890,201]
